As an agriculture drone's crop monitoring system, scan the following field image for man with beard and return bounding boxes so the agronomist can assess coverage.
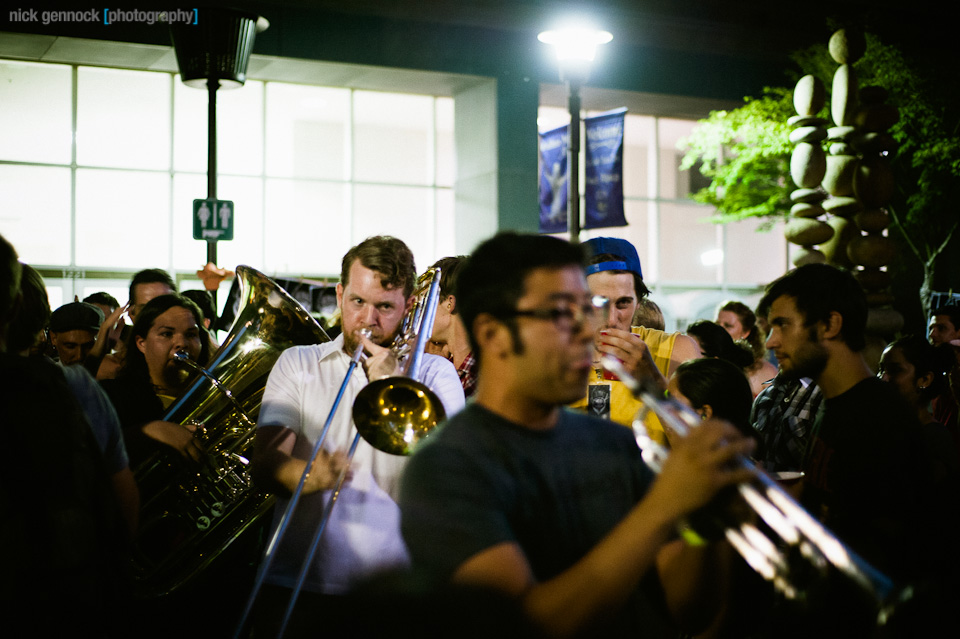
[760,264,939,636]
[251,235,464,635]
[400,233,755,638]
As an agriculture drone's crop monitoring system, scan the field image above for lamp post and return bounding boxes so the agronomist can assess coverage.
[170,9,267,303]
[538,27,612,243]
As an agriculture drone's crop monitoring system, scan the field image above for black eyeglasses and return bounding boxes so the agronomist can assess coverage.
[502,295,609,332]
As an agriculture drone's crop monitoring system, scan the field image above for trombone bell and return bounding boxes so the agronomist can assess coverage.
[352,377,446,455]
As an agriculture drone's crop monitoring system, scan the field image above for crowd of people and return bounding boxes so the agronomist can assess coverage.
[2,228,958,637]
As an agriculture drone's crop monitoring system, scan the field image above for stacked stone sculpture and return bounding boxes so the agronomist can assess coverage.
[787,73,833,266]
[788,28,902,335]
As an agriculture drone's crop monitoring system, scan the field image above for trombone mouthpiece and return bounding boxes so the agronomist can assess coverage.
[173,350,192,363]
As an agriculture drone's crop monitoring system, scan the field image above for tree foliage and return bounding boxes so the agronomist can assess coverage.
[679,33,960,312]
[678,87,795,230]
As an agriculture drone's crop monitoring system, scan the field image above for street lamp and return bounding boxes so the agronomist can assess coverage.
[538,26,612,242]
[170,9,267,301]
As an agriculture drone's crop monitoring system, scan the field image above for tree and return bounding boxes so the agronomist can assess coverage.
[680,34,960,321]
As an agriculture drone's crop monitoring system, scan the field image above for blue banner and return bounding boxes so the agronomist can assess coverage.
[538,123,568,234]
[584,108,627,229]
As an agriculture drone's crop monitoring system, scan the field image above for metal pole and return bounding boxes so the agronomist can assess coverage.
[567,80,582,243]
[207,78,219,304]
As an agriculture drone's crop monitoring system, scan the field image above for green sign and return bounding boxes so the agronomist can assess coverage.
[193,199,234,241]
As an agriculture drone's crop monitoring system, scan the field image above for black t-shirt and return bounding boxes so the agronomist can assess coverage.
[803,377,930,581]
[100,373,165,468]
[399,403,672,637]
[1,354,129,634]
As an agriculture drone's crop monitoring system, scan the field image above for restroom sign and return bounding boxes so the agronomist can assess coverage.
[193,199,234,241]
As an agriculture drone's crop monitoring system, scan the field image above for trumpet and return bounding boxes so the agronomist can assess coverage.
[602,356,912,626]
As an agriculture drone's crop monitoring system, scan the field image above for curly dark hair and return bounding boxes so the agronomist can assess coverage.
[456,233,585,358]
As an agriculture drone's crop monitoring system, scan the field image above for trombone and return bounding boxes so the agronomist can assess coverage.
[234,267,447,639]
[602,356,912,627]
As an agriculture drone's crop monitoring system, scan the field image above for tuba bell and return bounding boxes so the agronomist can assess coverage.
[131,265,330,598]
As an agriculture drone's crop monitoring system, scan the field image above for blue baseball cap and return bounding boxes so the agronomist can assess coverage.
[582,237,643,280]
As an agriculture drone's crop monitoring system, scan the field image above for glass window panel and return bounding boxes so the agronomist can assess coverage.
[0,61,72,164]
[352,184,433,267]
[75,168,171,268]
[658,118,698,199]
[264,178,350,276]
[623,115,654,199]
[174,78,264,176]
[353,91,433,185]
[77,67,171,170]
[0,165,72,266]
[43,280,67,312]
[658,201,721,284]
[80,280,130,307]
[725,217,788,285]
[266,84,350,180]
[433,188,456,262]
[172,174,264,272]
[435,97,455,188]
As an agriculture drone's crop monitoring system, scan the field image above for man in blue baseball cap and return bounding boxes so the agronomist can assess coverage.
[574,237,701,443]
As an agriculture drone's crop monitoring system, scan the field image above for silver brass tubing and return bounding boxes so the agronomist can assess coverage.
[600,355,904,620]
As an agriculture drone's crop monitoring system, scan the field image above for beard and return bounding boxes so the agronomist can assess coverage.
[779,333,829,381]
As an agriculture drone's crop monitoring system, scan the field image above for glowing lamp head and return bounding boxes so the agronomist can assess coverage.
[538,28,613,63]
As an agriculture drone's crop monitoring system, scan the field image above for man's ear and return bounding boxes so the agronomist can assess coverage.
[472,313,507,359]
[136,335,147,355]
[446,294,457,314]
[335,282,344,310]
[917,371,935,391]
[700,404,714,420]
[822,311,843,341]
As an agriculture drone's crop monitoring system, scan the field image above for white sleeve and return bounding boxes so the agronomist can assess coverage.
[420,353,466,417]
[258,345,306,435]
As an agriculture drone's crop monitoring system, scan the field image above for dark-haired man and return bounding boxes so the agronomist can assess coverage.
[251,236,463,630]
[400,232,754,637]
[761,264,937,633]
[927,303,960,435]
[928,303,960,347]
[49,301,104,366]
[573,237,700,443]
[129,268,176,322]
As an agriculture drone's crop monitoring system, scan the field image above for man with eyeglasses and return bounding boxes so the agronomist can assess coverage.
[399,232,754,638]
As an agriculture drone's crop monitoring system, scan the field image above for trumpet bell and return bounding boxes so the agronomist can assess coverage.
[352,377,446,455]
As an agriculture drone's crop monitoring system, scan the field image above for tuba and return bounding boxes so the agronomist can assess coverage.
[131,265,330,598]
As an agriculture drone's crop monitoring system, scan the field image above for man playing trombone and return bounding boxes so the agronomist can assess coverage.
[251,235,464,633]
[399,232,755,637]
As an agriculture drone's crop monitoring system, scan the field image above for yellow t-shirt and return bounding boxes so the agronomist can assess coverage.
[572,326,679,445]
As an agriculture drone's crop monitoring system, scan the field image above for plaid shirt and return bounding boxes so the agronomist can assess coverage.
[457,351,478,399]
[750,375,824,472]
